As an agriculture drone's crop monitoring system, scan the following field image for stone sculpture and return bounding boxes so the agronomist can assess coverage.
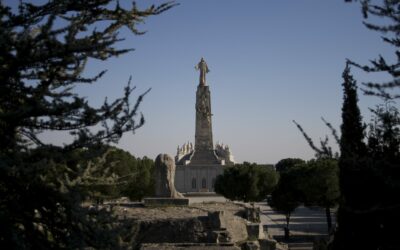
[195,57,210,86]
[154,154,184,198]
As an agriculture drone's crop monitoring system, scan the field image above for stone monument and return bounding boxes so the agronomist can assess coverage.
[144,154,189,206]
[153,154,184,198]
[174,58,235,193]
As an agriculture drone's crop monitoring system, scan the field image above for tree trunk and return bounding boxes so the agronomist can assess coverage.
[285,213,290,240]
[325,206,332,233]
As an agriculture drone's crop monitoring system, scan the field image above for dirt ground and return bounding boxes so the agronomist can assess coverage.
[111,201,244,221]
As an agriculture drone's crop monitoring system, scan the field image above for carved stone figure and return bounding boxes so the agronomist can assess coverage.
[195,57,210,86]
[154,154,184,198]
[196,92,212,124]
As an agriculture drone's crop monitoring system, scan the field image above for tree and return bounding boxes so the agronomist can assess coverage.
[0,1,174,248]
[340,63,366,159]
[293,115,341,236]
[269,167,302,240]
[275,158,305,173]
[368,102,400,161]
[293,119,339,159]
[215,162,278,202]
[74,146,155,203]
[333,63,371,249]
[333,1,400,249]
[300,159,339,233]
[122,156,155,201]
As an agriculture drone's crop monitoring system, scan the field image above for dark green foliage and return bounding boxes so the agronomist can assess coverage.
[298,159,339,232]
[0,145,125,249]
[73,146,155,203]
[368,102,400,161]
[340,63,366,158]
[215,162,278,202]
[272,158,339,237]
[0,0,175,150]
[274,158,305,173]
[269,166,302,240]
[0,0,174,248]
[334,2,400,247]
[334,64,368,249]
[121,156,155,201]
[300,159,339,208]
[335,101,400,250]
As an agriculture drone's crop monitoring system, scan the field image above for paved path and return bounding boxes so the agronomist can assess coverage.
[257,201,335,250]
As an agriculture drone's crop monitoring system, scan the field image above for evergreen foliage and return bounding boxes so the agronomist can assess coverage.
[0,0,174,248]
[214,162,278,202]
[346,0,400,100]
[121,155,155,201]
[299,159,339,233]
[274,158,305,173]
[271,158,339,238]
[72,145,155,203]
[334,63,369,249]
[333,1,400,249]
[269,166,302,240]
[293,119,339,159]
[340,63,366,158]
[293,103,342,237]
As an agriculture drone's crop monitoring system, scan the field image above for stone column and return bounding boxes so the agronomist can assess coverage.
[195,85,214,151]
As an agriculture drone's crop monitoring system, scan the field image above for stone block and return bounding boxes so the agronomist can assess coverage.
[259,238,277,250]
[244,205,260,222]
[208,230,231,243]
[246,223,263,240]
[208,211,227,229]
[243,241,260,250]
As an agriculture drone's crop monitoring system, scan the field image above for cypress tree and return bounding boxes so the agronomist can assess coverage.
[335,1,400,248]
[333,63,369,249]
[339,63,366,158]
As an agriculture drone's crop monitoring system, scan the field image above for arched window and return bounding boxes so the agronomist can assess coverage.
[202,178,207,189]
[192,178,196,189]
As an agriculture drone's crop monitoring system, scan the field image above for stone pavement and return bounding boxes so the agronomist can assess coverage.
[257,201,335,250]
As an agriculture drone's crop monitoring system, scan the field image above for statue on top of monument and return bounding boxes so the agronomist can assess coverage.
[195,57,210,86]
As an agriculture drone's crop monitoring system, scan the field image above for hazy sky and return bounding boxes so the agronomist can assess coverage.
[16,0,393,164]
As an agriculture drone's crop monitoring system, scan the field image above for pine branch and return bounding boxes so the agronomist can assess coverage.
[321,117,340,145]
[293,120,324,156]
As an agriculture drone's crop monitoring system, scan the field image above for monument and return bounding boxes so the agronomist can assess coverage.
[144,154,189,206]
[174,58,235,193]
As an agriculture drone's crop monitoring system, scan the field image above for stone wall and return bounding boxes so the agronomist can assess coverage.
[134,208,248,249]
[175,164,224,193]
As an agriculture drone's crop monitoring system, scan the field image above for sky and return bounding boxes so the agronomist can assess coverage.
[10,0,395,164]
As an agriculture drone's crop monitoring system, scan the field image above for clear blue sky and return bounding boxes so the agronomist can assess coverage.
[14,1,393,164]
